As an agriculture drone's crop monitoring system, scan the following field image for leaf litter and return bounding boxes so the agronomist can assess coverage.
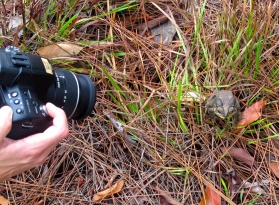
[268,162,279,178]
[0,196,9,205]
[199,186,221,205]
[92,179,125,202]
[151,19,177,45]
[234,100,267,133]
[152,186,182,205]
[37,43,83,58]
[220,147,254,166]
[0,1,279,205]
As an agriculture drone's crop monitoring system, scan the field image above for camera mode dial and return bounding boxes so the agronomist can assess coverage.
[39,104,48,117]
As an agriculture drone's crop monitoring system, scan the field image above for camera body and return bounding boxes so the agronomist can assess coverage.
[0,46,96,140]
[0,85,52,139]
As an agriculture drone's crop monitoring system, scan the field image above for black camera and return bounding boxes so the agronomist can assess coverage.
[0,46,96,140]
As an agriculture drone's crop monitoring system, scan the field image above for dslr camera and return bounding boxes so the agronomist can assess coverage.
[0,46,96,140]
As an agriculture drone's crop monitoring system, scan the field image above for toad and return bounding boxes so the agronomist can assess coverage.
[205,90,241,127]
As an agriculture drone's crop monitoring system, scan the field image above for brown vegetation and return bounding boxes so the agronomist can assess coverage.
[0,0,279,204]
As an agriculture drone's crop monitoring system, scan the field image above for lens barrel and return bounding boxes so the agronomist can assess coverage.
[46,69,96,120]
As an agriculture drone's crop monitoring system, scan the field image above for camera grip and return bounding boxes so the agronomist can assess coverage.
[7,116,53,140]
[0,85,52,140]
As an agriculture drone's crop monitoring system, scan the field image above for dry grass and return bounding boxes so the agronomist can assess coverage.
[1,0,279,204]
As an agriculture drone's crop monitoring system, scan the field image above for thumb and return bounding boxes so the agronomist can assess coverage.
[0,106,13,142]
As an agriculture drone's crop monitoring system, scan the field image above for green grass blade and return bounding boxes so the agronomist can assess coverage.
[253,35,263,78]
[224,29,243,67]
[58,14,78,37]
[177,81,188,132]
[221,178,230,198]
[76,1,138,26]
[101,66,126,97]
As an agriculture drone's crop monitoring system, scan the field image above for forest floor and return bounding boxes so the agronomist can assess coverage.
[0,0,279,204]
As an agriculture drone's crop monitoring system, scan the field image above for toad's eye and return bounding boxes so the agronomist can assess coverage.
[215,98,223,107]
[228,107,236,114]
[229,97,236,107]
[216,107,224,114]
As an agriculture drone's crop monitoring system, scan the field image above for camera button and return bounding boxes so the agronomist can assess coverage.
[32,101,37,106]
[14,99,20,104]
[11,92,18,97]
[16,108,23,114]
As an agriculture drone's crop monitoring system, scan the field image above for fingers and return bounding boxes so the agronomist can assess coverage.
[46,102,68,125]
[19,103,68,150]
[28,103,69,144]
[0,106,13,143]
[45,102,69,139]
[47,103,69,137]
[12,103,69,167]
[0,104,68,178]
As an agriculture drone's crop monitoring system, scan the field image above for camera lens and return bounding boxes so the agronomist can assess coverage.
[46,69,96,120]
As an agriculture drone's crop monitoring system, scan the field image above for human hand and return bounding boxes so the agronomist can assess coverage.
[0,103,69,181]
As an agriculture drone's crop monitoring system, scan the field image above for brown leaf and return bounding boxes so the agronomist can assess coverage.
[199,186,221,205]
[0,196,10,205]
[37,43,83,58]
[269,162,279,178]
[220,147,254,166]
[154,186,182,205]
[232,179,267,196]
[76,177,84,187]
[92,179,125,202]
[242,180,266,194]
[236,100,267,128]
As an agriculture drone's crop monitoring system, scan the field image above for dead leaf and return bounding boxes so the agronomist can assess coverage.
[92,179,125,202]
[199,186,221,205]
[154,186,182,205]
[0,196,9,205]
[8,16,23,37]
[242,180,266,194]
[0,15,23,37]
[37,43,83,58]
[234,100,267,132]
[269,162,279,178]
[232,180,268,196]
[151,20,176,45]
[220,147,254,166]
[181,91,206,103]
[76,177,84,187]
